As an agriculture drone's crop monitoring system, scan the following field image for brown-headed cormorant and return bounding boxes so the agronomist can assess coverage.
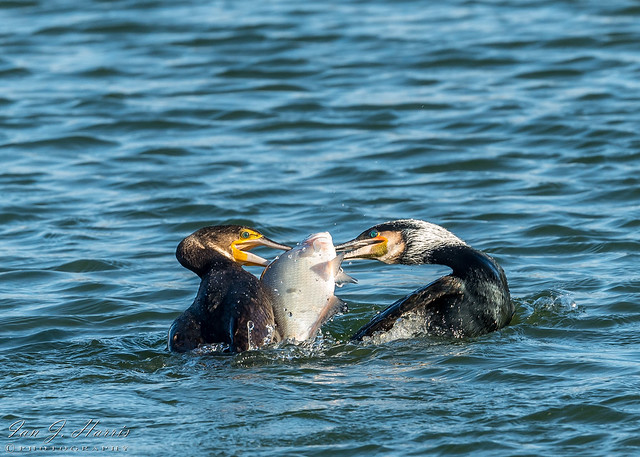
[168,225,290,353]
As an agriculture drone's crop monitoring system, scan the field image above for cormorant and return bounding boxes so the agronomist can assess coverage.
[168,225,290,353]
[334,219,513,340]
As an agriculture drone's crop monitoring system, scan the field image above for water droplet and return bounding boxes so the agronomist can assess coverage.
[264,325,275,345]
[247,320,255,350]
[288,312,293,318]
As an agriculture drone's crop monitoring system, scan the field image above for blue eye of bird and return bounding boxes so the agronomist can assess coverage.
[369,230,379,238]
[241,231,250,239]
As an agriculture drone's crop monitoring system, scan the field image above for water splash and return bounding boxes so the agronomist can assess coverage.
[532,290,578,312]
[515,289,582,328]
[191,343,230,355]
[263,324,276,346]
[246,320,256,350]
[232,332,338,367]
[360,310,429,345]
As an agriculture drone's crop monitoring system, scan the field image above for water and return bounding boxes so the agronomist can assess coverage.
[1,0,639,455]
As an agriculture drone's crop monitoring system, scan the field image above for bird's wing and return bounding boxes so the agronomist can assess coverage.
[350,276,465,341]
[229,284,278,352]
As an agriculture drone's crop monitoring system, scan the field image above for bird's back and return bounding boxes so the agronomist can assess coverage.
[191,263,278,351]
[351,269,512,340]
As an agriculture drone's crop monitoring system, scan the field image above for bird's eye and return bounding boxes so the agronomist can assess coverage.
[369,230,379,238]
[241,231,250,239]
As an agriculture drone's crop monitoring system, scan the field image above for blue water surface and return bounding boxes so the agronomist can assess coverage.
[1,0,640,455]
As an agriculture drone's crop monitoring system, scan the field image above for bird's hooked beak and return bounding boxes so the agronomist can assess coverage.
[232,235,291,267]
[335,234,388,260]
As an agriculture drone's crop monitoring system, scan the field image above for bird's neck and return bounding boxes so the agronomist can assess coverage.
[177,248,237,278]
[428,243,505,284]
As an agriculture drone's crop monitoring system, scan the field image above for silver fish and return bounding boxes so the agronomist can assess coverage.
[261,232,356,342]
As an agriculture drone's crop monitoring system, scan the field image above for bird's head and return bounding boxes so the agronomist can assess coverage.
[335,219,466,265]
[176,225,291,275]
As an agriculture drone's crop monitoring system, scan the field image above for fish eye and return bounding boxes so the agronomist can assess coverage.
[369,230,379,238]
[241,231,251,239]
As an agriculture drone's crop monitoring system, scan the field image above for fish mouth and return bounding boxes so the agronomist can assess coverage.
[232,236,291,267]
[334,235,387,260]
[303,232,332,243]
[302,232,333,253]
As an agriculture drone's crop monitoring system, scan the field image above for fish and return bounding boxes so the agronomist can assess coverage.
[261,232,356,342]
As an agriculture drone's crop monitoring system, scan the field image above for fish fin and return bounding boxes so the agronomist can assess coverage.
[308,295,349,338]
[311,253,356,286]
[335,268,357,287]
[310,261,331,281]
[332,252,356,286]
[310,255,343,281]
[332,295,349,314]
[333,252,346,271]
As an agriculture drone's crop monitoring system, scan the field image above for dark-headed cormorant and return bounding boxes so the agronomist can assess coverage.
[335,219,513,340]
[168,225,290,353]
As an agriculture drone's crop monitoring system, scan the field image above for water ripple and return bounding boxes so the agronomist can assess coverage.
[2,0,640,455]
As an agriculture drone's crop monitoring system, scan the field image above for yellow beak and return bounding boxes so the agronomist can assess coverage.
[232,236,291,267]
[334,235,388,260]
